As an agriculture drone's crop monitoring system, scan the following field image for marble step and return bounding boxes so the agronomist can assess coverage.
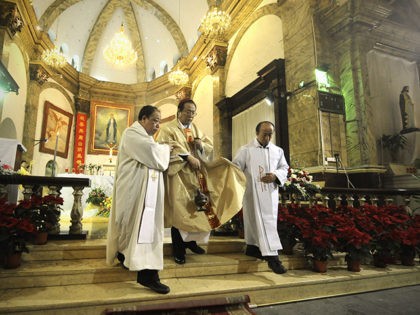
[0,265,418,315]
[23,237,246,261]
[1,251,332,290]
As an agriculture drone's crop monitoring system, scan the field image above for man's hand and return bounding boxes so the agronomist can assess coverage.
[261,173,276,183]
[187,155,201,170]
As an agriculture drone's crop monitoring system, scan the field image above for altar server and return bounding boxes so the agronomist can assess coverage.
[233,121,289,274]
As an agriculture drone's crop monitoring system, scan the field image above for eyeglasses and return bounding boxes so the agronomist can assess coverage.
[182,110,197,117]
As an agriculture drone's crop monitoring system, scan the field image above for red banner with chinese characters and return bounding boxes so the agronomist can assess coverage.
[73,113,87,173]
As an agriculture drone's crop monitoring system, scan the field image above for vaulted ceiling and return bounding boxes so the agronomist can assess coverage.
[31,0,209,84]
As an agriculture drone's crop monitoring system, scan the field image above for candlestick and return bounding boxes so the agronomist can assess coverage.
[52,131,59,177]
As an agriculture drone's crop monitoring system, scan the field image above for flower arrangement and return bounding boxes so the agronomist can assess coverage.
[97,196,112,217]
[86,187,107,206]
[283,168,320,200]
[0,162,16,175]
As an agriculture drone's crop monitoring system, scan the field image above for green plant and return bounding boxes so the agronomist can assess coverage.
[381,133,407,152]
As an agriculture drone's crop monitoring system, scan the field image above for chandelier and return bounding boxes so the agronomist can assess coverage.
[103,24,137,67]
[200,4,231,38]
[168,69,189,86]
[42,46,67,68]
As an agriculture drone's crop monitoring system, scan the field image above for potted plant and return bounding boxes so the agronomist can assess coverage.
[0,198,36,268]
[293,205,338,272]
[14,195,63,243]
[277,204,303,255]
[397,213,419,266]
[335,206,373,271]
[362,204,409,268]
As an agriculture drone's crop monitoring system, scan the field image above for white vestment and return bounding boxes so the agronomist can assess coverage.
[233,139,289,256]
[106,121,170,271]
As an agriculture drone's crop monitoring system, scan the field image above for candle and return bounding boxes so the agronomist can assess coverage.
[109,147,113,158]
[52,131,59,176]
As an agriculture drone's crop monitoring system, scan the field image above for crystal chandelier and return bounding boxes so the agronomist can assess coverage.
[200,3,231,38]
[103,24,137,67]
[42,46,67,68]
[168,69,189,86]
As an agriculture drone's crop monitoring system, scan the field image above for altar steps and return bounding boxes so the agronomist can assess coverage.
[0,238,419,314]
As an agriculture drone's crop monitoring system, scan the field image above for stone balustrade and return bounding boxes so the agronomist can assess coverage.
[0,175,91,235]
[280,187,420,211]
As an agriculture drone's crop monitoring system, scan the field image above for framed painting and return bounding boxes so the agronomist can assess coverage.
[88,101,133,154]
[39,101,73,158]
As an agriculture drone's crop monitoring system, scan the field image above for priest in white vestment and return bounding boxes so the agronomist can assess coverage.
[233,121,288,274]
[106,105,171,294]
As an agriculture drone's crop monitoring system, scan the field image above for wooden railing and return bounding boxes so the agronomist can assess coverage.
[0,175,91,235]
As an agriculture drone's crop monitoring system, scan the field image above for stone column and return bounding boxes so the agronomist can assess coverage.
[205,43,228,158]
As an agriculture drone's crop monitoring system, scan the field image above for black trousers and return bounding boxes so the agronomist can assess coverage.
[171,226,198,257]
[137,269,159,284]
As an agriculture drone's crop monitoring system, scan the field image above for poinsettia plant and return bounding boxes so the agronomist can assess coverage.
[0,162,16,175]
[335,206,372,261]
[292,204,338,261]
[14,195,63,232]
[0,198,36,255]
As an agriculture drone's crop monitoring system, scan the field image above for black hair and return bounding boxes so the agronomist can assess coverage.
[177,99,197,113]
[256,121,275,133]
[138,105,159,121]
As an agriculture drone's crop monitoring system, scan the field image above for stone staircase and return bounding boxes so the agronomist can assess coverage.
[0,237,419,314]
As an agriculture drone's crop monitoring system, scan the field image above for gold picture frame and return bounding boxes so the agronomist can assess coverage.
[88,101,133,154]
[39,101,73,158]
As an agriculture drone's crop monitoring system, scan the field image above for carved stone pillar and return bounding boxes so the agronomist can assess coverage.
[29,63,50,85]
[205,42,228,158]
[69,186,84,234]
[205,43,228,75]
[75,97,91,114]
[22,81,43,162]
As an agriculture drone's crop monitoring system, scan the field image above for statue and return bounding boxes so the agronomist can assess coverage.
[399,86,415,131]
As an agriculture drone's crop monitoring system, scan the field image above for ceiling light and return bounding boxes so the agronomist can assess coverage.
[168,69,189,86]
[103,24,137,67]
[200,2,231,39]
[42,46,67,68]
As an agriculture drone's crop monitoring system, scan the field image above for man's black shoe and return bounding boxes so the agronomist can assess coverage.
[266,256,287,274]
[186,242,206,254]
[245,245,263,259]
[139,280,170,294]
[174,255,186,264]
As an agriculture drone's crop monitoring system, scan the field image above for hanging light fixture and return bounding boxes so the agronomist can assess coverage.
[42,20,67,68]
[200,0,231,39]
[103,24,137,67]
[42,45,67,68]
[168,69,189,86]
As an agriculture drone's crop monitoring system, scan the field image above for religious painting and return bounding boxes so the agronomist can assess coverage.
[88,101,133,155]
[39,101,73,158]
